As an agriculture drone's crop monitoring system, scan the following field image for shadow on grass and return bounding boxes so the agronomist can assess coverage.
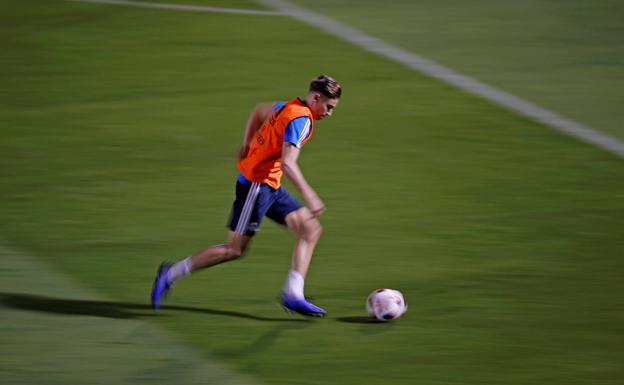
[336,316,388,324]
[0,292,308,322]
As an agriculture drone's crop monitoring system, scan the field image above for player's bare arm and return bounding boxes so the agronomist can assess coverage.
[281,141,326,217]
[238,102,275,160]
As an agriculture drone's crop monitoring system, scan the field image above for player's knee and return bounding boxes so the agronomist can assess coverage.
[302,220,322,241]
[225,245,245,261]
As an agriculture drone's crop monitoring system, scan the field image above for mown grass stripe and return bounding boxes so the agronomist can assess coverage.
[0,245,259,385]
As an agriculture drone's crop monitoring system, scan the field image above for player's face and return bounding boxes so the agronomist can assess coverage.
[311,94,339,120]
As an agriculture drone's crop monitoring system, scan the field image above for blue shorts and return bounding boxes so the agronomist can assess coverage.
[228,175,303,236]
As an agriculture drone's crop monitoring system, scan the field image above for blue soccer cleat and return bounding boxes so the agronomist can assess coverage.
[281,292,327,317]
[151,263,172,310]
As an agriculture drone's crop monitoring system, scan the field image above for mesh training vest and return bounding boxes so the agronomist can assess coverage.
[238,98,315,189]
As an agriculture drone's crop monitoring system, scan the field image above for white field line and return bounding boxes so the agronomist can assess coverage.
[258,0,624,159]
[69,0,285,16]
[69,0,624,158]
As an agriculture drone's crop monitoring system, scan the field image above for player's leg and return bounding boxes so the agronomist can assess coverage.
[266,190,326,316]
[281,208,325,316]
[188,231,252,270]
[152,231,251,296]
[151,179,264,310]
[163,231,252,285]
[285,207,323,284]
[151,233,251,310]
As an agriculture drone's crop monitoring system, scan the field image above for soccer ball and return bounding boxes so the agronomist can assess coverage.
[366,288,407,321]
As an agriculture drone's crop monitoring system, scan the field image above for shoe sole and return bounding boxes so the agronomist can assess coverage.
[281,304,326,318]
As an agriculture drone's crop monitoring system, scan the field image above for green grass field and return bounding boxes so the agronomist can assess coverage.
[1,1,623,384]
[291,0,624,141]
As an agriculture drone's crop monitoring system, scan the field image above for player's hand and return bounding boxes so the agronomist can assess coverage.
[306,194,326,218]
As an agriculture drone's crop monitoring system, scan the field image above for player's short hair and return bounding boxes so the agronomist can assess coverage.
[309,75,342,99]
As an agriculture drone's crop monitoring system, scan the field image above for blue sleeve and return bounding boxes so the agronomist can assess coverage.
[283,117,312,149]
[272,101,286,112]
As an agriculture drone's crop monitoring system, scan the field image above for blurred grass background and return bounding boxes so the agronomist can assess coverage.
[1,1,623,384]
[291,0,624,141]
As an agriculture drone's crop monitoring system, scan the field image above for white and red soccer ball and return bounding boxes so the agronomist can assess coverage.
[366,288,407,321]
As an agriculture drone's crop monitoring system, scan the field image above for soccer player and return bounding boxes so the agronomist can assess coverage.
[151,75,341,317]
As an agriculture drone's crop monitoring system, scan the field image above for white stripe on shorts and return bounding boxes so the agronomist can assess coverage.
[235,182,261,235]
